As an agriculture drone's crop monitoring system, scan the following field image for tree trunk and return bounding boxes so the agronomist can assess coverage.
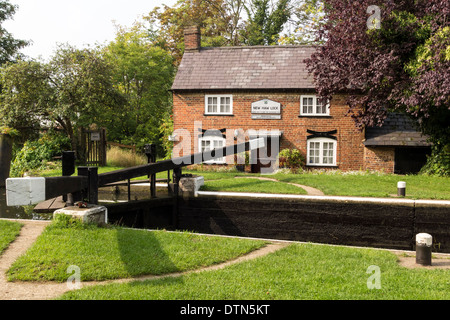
[60,117,85,165]
[0,134,13,187]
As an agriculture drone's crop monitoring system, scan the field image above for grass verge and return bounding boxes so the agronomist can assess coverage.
[6,215,266,282]
[271,172,450,199]
[200,177,308,194]
[0,220,22,255]
[37,165,450,200]
[58,243,450,300]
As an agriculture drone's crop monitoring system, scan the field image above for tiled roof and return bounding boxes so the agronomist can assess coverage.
[364,113,431,147]
[171,45,317,90]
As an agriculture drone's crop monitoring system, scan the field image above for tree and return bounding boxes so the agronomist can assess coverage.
[305,0,450,175]
[0,1,30,182]
[145,0,233,65]
[0,1,29,65]
[0,0,30,139]
[241,0,292,45]
[0,45,125,159]
[0,60,51,143]
[216,0,248,46]
[279,0,326,45]
[104,23,175,151]
[147,0,293,65]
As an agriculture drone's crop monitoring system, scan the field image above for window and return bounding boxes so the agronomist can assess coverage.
[307,138,336,166]
[300,95,329,116]
[205,95,233,115]
[199,136,226,164]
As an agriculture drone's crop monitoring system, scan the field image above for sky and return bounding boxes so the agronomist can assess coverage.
[4,0,178,61]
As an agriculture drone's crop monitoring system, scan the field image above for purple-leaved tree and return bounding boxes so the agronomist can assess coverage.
[305,0,449,174]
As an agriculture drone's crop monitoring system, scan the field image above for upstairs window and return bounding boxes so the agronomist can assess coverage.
[300,95,329,116]
[205,95,233,115]
[307,137,336,166]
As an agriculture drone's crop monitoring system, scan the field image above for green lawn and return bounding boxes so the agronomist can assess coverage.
[21,166,449,300]
[6,215,266,282]
[0,220,22,255]
[37,165,450,200]
[270,171,450,200]
[58,243,450,300]
[3,216,449,300]
[39,165,171,181]
[188,169,450,200]
[200,177,308,194]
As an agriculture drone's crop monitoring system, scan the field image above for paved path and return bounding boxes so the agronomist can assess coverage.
[235,176,325,196]
[0,219,288,300]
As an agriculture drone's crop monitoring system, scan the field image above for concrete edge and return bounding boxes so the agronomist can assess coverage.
[196,191,450,206]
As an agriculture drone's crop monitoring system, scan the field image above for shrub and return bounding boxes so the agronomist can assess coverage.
[10,130,71,177]
[420,144,450,177]
[159,113,174,160]
[278,148,305,173]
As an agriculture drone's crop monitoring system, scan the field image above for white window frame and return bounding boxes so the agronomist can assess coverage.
[307,137,337,166]
[205,94,233,115]
[300,95,330,116]
[199,135,226,164]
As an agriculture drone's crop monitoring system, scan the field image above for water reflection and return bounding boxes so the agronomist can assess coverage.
[0,184,167,221]
[0,187,52,220]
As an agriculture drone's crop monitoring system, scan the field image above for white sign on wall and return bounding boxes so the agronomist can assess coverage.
[251,114,282,120]
[90,132,101,141]
[251,99,281,114]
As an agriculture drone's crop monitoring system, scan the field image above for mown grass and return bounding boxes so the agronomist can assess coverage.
[0,220,22,255]
[58,243,450,300]
[270,171,450,199]
[39,166,126,178]
[39,165,168,181]
[200,177,308,194]
[37,165,450,200]
[6,216,266,282]
[184,169,450,200]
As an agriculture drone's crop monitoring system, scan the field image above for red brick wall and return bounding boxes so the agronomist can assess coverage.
[172,91,366,171]
[363,146,395,173]
[184,26,200,51]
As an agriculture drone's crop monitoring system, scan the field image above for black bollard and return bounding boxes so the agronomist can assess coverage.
[62,151,76,205]
[416,233,432,266]
[397,181,406,197]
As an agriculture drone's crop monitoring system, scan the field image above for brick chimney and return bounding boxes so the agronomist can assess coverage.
[184,26,201,52]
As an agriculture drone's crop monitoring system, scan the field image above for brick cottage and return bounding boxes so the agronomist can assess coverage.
[170,26,431,174]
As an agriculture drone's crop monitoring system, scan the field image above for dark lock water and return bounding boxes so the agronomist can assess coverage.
[0,188,52,220]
